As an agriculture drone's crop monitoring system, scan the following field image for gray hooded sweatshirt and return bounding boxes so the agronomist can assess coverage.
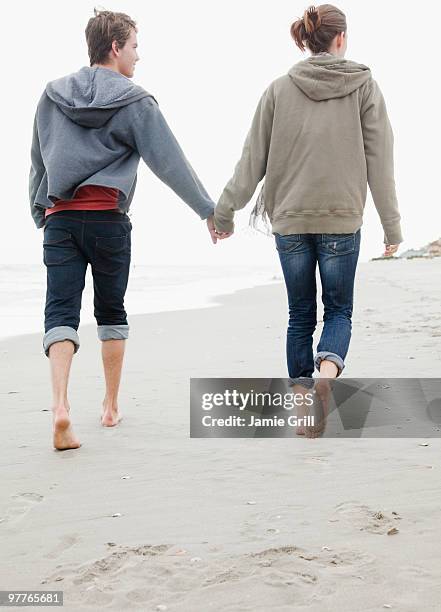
[29,66,215,229]
[214,53,403,245]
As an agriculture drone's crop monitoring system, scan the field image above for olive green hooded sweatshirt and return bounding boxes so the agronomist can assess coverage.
[214,53,403,245]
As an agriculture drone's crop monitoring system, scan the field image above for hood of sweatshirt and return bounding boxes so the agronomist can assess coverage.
[288,53,371,101]
[45,66,153,128]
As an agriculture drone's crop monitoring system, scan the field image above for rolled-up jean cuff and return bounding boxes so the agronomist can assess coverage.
[288,376,315,390]
[43,326,80,358]
[314,351,345,376]
[97,324,129,341]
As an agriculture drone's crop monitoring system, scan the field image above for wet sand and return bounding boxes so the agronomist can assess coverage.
[0,259,440,611]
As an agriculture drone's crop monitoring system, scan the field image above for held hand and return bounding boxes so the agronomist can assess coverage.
[206,215,233,244]
[215,228,234,240]
[383,244,399,257]
[206,215,218,244]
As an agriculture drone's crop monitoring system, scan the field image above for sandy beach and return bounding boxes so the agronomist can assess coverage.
[1,258,440,611]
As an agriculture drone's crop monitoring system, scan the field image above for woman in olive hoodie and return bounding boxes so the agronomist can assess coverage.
[213,4,403,389]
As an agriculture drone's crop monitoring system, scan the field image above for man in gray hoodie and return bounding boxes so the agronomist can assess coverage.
[29,9,224,449]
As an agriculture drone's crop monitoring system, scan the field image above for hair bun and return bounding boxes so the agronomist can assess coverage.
[303,5,321,33]
[291,4,346,53]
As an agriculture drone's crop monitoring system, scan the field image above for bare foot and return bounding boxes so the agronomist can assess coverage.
[52,403,81,450]
[101,401,122,427]
[315,378,332,409]
[305,379,332,438]
[290,383,311,435]
[296,409,307,436]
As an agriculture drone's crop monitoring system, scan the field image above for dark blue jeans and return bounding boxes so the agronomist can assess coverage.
[42,210,132,358]
[275,230,361,386]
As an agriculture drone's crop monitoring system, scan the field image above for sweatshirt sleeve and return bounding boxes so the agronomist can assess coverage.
[29,110,46,229]
[214,85,275,233]
[361,78,403,244]
[130,97,215,220]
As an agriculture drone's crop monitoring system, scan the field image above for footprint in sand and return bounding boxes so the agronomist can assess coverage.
[333,501,401,535]
[125,587,154,603]
[318,548,376,568]
[44,534,80,560]
[250,544,375,573]
[239,505,310,542]
[44,545,171,608]
[41,541,380,609]
[0,492,43,526]
[45,545,170,584]
[81,589,113,607]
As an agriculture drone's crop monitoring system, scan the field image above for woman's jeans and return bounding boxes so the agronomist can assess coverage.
[42,210,132,358]
[275,230,361,386]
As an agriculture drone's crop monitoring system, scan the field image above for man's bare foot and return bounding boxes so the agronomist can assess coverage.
[52,403,81,450]
[101,401,122,427]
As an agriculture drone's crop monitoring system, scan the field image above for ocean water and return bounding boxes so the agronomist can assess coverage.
[0,264,282,341]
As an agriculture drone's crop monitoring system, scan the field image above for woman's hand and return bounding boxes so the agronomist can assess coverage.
[206,215,233,243]
[215,229,233,239]
[383,244,399,257]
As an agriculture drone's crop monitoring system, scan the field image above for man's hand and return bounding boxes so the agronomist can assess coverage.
[206,215,233,244]
[383,244,399,257]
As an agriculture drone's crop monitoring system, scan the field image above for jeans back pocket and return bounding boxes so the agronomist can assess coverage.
[275,233,304,254]
[94,234,131,276]
[43,227,79,266]
[322,233,356,256]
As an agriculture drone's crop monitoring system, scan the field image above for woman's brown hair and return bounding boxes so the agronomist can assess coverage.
[85,7,138,66]
[290,4,347,54]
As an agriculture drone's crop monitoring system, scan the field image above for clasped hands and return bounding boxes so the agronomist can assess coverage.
[206,214,233,244]
[383,244,399,257]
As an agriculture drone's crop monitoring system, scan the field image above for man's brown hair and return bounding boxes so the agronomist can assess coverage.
[85,7,137,66]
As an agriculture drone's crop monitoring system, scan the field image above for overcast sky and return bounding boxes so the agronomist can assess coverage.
[2,0,438,266]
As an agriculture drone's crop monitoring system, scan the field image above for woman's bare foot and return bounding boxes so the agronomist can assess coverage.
[290,383,311,435]
[52,402,81,450]
[305,379,332,438]
[101,401,122,427]
[315,378,332,407]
